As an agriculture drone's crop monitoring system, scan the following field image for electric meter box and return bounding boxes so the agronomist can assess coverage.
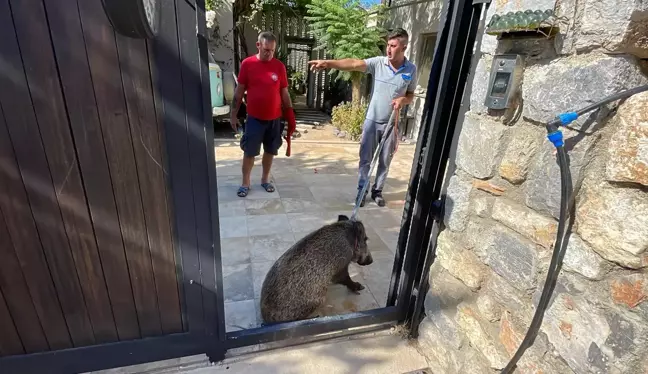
[484,54,524,110]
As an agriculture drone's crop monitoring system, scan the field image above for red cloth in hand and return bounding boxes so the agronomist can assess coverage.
[283,107,296,136]
[283,107,296,157]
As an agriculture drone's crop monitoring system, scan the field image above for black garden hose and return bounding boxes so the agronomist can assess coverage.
[502,84,648,373]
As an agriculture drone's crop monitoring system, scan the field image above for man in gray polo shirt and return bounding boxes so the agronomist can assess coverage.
[309,28,417,207]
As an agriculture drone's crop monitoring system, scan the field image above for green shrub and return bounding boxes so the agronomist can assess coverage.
[288,87,297,104]
[289,71,306,94]
[331,102,367,141]
[206,0,219,10]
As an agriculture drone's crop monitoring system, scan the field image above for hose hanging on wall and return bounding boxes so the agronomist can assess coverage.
[502,83,648,373]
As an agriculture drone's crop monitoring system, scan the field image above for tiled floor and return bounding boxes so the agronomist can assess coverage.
[214,141,416,332]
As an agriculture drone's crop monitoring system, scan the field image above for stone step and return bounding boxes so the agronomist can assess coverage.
[294,108,331,126]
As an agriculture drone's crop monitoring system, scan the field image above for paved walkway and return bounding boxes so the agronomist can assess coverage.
[191,333,429,374]
[215,139,416,331]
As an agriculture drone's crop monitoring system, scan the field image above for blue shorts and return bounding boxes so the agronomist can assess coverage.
[240,116,284,157]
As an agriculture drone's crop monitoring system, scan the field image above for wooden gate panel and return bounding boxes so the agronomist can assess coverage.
[12,0,120,344]
[42,0,144,343]
[0,202,49,354]
[0,105,71,352]
[0,288,23,356]
[115,33,183,335]
[2,0,97,347]
[146,0,198,333]
[0,0,85,350]
[0,0,218,368]
[73,0,164,339]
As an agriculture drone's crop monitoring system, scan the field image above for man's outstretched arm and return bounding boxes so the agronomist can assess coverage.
[308,58,367,73]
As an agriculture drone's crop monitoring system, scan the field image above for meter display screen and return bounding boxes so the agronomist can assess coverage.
[490,72,510,97]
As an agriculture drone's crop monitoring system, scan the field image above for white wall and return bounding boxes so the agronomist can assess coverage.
[385,0,443,68]
[206,2,236,72]
[383,0,444,140]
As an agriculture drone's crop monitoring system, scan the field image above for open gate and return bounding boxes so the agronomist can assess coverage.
[0,0,223,371]
[0,0,491,372]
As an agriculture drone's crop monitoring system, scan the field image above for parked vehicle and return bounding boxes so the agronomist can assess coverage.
[208,52,230,119]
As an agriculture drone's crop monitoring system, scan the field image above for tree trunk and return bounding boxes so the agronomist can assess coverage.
[351,76,362,106]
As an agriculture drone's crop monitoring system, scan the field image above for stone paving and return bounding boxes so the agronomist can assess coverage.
[214,139,416,332]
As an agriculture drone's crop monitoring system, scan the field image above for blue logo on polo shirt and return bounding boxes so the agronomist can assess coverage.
[402,74,412,81]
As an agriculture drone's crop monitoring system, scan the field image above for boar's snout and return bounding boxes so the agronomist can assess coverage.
[357,252,373,266]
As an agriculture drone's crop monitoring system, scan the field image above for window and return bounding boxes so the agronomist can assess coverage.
[416,33,437,89]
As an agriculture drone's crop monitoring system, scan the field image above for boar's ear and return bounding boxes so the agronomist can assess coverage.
[352,221,366,242]
[338,214,349,222]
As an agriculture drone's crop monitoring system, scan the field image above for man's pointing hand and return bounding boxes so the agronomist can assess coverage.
[308,60,329,72]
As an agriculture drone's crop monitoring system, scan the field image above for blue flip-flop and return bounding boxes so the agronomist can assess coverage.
[261,182,275,193]
[237,186,250,197]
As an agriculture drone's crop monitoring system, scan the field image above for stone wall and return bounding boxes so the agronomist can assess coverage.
[416,0,648,373]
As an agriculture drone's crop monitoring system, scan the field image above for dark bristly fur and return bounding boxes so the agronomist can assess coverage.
[260,215,374,323]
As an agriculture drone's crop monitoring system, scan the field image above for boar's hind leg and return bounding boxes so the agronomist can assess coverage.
[332,266,365,293]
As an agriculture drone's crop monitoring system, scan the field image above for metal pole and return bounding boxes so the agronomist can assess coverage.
[350,110,397,222]
[385,0,452,307]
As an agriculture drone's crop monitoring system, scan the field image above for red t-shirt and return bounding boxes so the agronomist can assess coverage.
[237,56,288,121]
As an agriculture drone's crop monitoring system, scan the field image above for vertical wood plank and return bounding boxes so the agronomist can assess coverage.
[324,66,331,105]
[11,0,118,344]
[0,0,93,349]
[146,2,190,332]
[273,11,278,36]
[0,288,23,356]
[285,16,290,37]
[114,32,183,334]
[0,196,48,354]
[307,47,315,107]
[42,0,141,341]
[153,0,205,333]
[197,0,223,341]
[0,106,70,351]
[322,50,326,107]
[178,0,217,337]
[315,49,321,108]
[279,12,284,50]
[75,0,162,338]
[178,0,215,334]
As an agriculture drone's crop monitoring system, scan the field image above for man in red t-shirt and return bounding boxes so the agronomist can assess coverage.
[230,31,297,197]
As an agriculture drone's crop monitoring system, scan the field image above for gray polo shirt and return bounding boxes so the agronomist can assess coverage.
[363,56,417,123]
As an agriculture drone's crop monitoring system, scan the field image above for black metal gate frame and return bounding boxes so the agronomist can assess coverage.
[222,0,492,351]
